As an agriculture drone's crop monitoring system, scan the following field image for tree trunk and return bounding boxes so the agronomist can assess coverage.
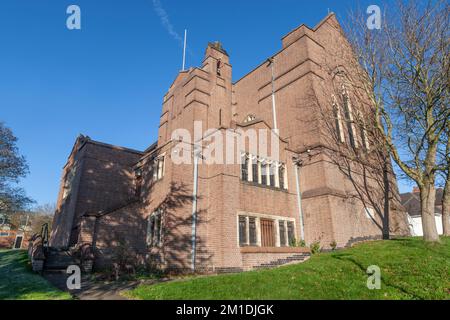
[442,181,450,236]
[382,161,390,239]
[442,124,450,236]
[420,184,440,242]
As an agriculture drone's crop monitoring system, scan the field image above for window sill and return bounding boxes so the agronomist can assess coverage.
[240,247,310,254]
[240,180,288,193]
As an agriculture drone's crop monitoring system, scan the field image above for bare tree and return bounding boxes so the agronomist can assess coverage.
[334,1,450,242]
[32,203,56,235]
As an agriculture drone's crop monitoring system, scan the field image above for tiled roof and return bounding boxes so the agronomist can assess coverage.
[400,188,443,217]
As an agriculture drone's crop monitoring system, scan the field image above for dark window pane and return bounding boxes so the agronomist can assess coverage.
[333,106,342,142]
[239,216,247,246]
[279,165,285,189]
[241,155,248,181]
[154,214,161,245]
[269,165,275,187]
[261,164,267,185]
[252,161,258,183]
[287,221,295,246]
[147,216,155,246]
[279,221,286,246]
[249,217,257,246]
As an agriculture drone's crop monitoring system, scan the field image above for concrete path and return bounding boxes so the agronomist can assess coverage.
[43,271,142,300]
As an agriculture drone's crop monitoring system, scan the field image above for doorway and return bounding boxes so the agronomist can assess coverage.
[14,235,23,249]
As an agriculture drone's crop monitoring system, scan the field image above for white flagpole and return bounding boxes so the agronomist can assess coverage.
[182,29,187,71]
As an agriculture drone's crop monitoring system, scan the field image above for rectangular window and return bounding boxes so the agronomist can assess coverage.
[261,163,267,185]
[0,232,9,237]
[343,95,357,148]
[249,217,257,246]
[147,209,162,246]
[287,221,295,246]
[252,159,258,184]
[360,124,370,151]
[241,154,248,181]
[152,157,165,182]
[154,212,161,245]
[279,221,287,246]
[152,160,158,182]
[279,165,285,190]
[333,105,345,143]
[147,215,155,246]
[269,164,276,187]
[239,216,247,246]
[157,156,164,180]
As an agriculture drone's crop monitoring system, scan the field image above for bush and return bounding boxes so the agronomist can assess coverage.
[330,241,337,251]
[289,238,306,248]
[310,241,322,254]
[110,240,140,281]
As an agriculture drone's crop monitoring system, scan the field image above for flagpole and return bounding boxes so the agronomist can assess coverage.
[182,29,187,71]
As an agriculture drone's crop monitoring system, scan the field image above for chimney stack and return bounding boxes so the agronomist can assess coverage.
[412,187,420,193]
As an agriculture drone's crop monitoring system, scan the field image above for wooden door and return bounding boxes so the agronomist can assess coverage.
[260,219,275,247]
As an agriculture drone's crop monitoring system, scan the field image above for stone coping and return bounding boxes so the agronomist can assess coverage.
[240,247,310,254]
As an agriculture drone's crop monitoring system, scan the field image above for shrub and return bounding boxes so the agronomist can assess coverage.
[289,238,297,247]
[289,238,306,248]
[310,241,321,254]
[110,240,139,281]
[330,241,337,251]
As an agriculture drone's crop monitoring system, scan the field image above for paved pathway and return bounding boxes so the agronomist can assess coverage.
[43,271,142,300]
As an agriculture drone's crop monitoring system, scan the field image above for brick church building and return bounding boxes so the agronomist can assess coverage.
[50,14,409,272]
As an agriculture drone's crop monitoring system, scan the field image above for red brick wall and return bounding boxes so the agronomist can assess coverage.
[50,137,142,248]
[51,14,409,273]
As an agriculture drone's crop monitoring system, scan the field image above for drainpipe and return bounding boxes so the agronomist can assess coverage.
[191,145,200,271]
[294,161,305,242]
[268,57,278,131]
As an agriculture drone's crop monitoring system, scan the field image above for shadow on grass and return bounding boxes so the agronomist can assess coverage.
[0,250,70,300]
[331,251,422,300]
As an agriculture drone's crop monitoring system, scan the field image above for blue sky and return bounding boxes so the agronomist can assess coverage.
[0,0,412,206]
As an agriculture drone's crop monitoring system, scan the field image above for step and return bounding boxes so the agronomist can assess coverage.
[252,253,310,270]
[44,250,78,270]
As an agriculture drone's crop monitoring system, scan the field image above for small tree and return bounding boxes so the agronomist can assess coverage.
[0,122,33,214]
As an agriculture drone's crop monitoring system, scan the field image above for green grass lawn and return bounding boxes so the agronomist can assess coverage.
[0,250,71,300]
[127,237,450,300]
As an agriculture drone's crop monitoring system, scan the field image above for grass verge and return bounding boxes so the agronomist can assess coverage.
[127,237,450,300]
[0,250,71,300]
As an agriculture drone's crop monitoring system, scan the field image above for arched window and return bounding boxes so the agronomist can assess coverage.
[332,95,345,143]
[356,110,370,151]
[147,209,163,246]
[342,91,358,149]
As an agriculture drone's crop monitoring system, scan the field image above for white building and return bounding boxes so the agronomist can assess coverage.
[401,188,445,236]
